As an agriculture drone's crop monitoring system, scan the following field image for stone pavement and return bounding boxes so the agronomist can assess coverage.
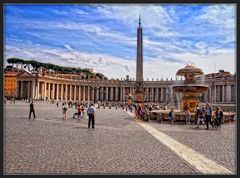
[3,101,237,175]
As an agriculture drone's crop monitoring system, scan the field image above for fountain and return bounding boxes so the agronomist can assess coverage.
[147,63,236,123]
[172,63,208,113]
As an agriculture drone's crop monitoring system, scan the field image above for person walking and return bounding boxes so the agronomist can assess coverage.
[195,104,200,124]
[62,102,68,119]
[77,104,81,120]
[56,101,59,108]
[169,108,175,124]
[87,103,96,128]
[185,107,191,124]
[214,107,223,129]
[196,106,206,128]
[29,101,36,119]
[205,102,214,129]
[80,104,85,119]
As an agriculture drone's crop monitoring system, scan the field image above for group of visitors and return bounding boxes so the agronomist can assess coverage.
[61,101,96,128]
[183,102,223,129]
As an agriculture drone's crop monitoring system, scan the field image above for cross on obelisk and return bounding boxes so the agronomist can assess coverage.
[135,14,144,103]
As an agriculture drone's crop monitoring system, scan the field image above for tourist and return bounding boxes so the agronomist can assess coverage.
[62,102,68,119]
[80,104,85,119]
[87,103,96,128]
[77,104,81,120]
[185,107,191,124]
[196,106,206,128]
[214,107,223,129]
[205,102,214,129]
[29,101,36,119]
[169,108,175,124]
[195,104,200,124]
[56,101,59,108]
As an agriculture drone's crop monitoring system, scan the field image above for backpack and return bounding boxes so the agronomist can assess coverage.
[168,111,172,117]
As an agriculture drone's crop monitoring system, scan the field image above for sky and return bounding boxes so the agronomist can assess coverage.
[4,4,236,80]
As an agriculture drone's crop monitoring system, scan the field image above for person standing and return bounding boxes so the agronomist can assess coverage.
[214,107,223,129]
[169,108,175,124]
[80,104,85,119]
[56,101,59,108]
[205,102,214,129]
[77,104,81,120]
[29,101,36,119]
[87,103,96,128]
[195,104,200,124]
[196,106,206,128]
[185,107,191,124]
[62,102,68,119]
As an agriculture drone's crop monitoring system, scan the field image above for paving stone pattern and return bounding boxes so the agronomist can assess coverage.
[3,101,235,175]
[147,120,237,174]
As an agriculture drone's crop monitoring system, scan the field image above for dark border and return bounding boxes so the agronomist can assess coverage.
[1,0,239,177]
[237,2,239,177]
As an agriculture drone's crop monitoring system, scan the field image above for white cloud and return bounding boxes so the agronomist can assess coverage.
[4,41,236,80]
[197,4,236,29]
[96,4,173,30]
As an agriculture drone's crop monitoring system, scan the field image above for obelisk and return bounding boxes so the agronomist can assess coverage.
[135,14,144,103]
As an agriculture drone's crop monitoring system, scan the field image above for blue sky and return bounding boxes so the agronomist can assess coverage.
[4,4,236,79]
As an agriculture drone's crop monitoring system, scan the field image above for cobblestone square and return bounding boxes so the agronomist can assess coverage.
[3,101,237,175]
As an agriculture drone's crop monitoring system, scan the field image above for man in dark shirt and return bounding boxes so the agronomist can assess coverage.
[29,101,36,119]
[87,103,96,128]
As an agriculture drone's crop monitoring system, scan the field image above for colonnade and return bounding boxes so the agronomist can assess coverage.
[16,77,236,103]
[208,84,235,103]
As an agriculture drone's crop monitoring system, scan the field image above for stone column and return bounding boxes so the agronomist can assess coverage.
[156,88,159,102]
[61,84,63,101]
[27,81,31,99]
[106,87,109,101]
[161,88,164,102]
[43,82,47,100]
[79,85,81,101]
[162,88,164,102]
[20,81,24,98]
[56,84,59,101]
[87,85,90,103]
[83,86,86,101]
[110,87,114,101]
[152,87,154,102]
[96,87,99,101]
[48,83,51,99]
[35,81,38,99]
[69,85,72,100]
[120,86,122,101]
[222,85,225,102]
[123,87,125,101]
[52,83,55,100]
[41,82,43,99]
[101,86,103,102]
[92,87,95,102]
[65,84,68,101]
[115,87,118,101]
[32,81,35,99]
[146,88,149,102]
[208,86,211,102]
[214,85,217,103]
[226,85,231,102]
[74,85,76,101]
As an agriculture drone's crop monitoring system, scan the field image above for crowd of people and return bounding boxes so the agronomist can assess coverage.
[4,96,226,130]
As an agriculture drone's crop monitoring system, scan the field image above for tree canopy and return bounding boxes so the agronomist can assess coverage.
[6,58,107,79]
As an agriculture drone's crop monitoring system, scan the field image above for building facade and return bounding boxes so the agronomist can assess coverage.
[14,69,236,105]
[4,71,18,98]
